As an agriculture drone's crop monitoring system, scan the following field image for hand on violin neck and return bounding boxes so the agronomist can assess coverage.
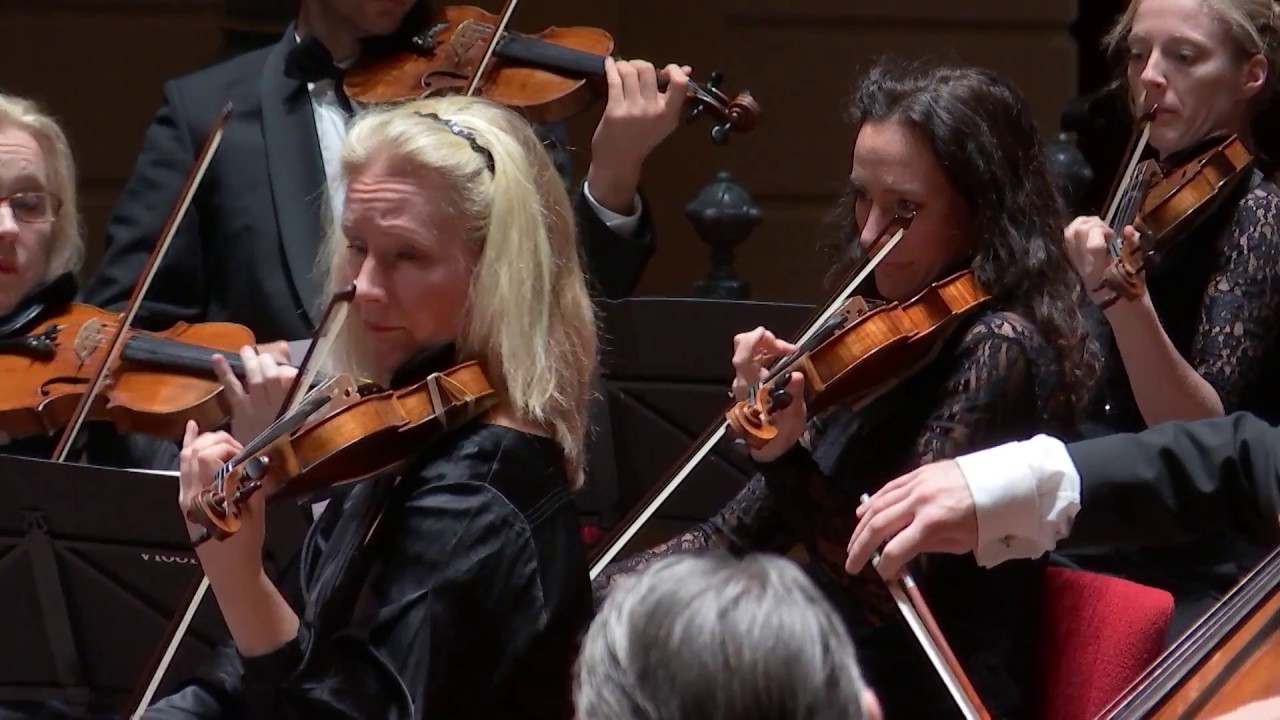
[255,340,292,365]
[1064,215,1139,303]
[586,58,690,214]
[730,326,799,403]
[178,421,266,580]
[212,345,299,444]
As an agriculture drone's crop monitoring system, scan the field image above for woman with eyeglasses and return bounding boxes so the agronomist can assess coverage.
[0,94,181,474]
[0,93,82,318]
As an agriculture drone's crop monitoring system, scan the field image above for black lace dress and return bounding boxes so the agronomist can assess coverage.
[595,309,1074,720]
[1069,153,1280,640]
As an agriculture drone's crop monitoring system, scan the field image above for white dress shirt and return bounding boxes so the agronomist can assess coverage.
[953,434,1084,567]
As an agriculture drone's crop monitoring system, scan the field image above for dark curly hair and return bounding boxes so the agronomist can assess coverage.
[826,58,1101,422]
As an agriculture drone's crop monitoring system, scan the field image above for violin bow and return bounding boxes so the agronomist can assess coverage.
[127,286,356,718]
[860,495,991,720]
[49,105,232,463]
[1101,103,1158,254]
[587,215,913,580]
[464,0,521,97]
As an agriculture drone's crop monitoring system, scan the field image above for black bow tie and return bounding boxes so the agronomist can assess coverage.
[285,35,355,115]
[285,35,345,84]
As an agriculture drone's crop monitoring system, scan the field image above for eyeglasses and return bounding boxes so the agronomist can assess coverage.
[1,192,61,223]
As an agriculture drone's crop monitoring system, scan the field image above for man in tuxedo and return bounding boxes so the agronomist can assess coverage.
[85,0,684,344]
[843,411,1280,578]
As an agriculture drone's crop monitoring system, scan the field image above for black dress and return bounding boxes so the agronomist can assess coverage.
[595,308,1074,720]
[1066,146,1280,640]
[143,421,592,720]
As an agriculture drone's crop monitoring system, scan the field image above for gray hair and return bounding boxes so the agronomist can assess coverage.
[574,553,872,720]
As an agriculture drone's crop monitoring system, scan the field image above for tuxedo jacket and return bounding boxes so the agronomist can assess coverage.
[84,30,655,342]
[1066,411,1280,550]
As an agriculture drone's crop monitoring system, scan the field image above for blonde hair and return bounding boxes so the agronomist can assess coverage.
[318,95,598,486]
[0,93,83,280]
[1105,0,1280,108]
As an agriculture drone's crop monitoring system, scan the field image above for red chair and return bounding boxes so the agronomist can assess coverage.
[1035,566,1174,720]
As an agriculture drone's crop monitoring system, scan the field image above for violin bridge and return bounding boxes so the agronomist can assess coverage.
[74,318,102,364]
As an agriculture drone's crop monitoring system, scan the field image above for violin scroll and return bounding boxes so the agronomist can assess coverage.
[684,70,760,145]
[726,373,795,451]
[1095,230,1149,310]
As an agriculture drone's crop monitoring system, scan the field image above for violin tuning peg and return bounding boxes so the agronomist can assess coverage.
[243,455,271,481]
[768,385,793,411]
[232,479,263,505]
[708,70,724,89]
[711,123,731,145]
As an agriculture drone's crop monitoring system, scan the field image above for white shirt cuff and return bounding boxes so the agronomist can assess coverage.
[954,434,1082,567]
[582,180,643,237]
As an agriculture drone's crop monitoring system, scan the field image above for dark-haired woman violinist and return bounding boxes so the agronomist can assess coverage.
[594,59,1101,720]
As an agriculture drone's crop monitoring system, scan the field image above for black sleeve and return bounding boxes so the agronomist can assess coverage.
[1067,411,1280,548]
[1186,187,1280,411]
[148,479,547,719]
[82,81,209,330]
[573,184,655,300]
[532,118,655,300]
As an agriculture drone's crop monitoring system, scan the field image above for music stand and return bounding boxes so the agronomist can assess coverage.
[582,297,815,545]
[0,456,308,717]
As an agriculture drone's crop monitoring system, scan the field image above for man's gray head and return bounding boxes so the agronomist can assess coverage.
[575,552,881,720]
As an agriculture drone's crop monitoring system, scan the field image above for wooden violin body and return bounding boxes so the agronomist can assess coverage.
[188,360,499,541]
[348,5,613,122]
[727,270,990,449]
[1101,547,1280,718]
[344,4,760,142]
[0,303,254,439]
[1099,135,1254,305]
[1138,135,1253,242]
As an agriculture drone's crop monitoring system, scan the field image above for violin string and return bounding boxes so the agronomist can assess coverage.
[757,215,909,390]
[1104,117,1154,258]
[79,331,249,374]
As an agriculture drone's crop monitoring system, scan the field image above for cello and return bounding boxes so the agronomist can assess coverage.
[1098,547,1280,718]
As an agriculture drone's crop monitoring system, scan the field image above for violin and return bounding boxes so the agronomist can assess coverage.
[1094,113,1254,307]
[0,303,256,439]
[0,301,365,441]
[726,270,990,449]
[1099,546,1280,718]
[344,4,761,144]
[186,359,498,542]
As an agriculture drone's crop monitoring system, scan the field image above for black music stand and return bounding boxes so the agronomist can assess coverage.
[0,456,308,717]
[582,297,815,540]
